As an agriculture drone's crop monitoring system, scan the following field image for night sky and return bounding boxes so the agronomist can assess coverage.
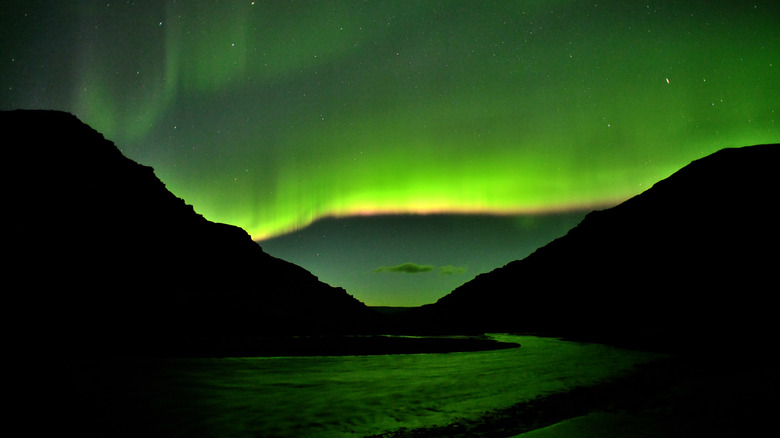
[2,1,778,306]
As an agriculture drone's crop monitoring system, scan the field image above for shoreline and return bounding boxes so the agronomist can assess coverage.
[367,351,778,437]
[120,334,522,358]
[365,357,678,438]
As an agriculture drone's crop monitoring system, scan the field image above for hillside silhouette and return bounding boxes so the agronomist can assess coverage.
[3,109,379,356]
[399,143,779,351]
[4,109,777,355]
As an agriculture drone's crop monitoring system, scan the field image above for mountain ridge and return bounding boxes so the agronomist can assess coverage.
[3,109,378,356]
[4,109,776,355]
[399,143,779,351]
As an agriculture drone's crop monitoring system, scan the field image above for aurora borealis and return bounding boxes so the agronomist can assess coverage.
[2,1,778,305]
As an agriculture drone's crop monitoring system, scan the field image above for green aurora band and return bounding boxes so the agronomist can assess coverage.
[3,1,779,240]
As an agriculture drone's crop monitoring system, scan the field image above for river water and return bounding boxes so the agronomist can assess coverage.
[69,335,663,437]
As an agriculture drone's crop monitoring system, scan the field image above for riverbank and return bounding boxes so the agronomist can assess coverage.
[515,351,777,437]
[368,351,778,437]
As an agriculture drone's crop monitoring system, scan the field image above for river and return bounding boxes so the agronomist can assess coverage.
[68,335,663,437]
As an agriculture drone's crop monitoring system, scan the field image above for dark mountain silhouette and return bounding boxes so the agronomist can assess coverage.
[3,109,379,356]
[5,109,776,356]
[400,143,779,351]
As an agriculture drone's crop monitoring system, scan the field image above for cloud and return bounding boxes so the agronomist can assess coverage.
[439,265,467,275]
[373,263,467,275]
[374,262,435,274]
